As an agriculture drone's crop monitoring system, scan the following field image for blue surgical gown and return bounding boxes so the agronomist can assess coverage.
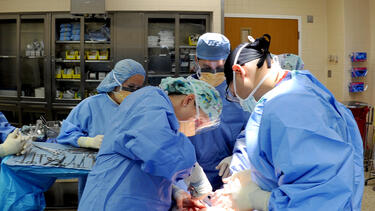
[0,94,119,211]
[0,112,15,143]
[57,93,119,199]
[0,112,15,164]
[78,86,196,211]
[246,70,364,210]
[189,81,250,190]
[57,93,118,146]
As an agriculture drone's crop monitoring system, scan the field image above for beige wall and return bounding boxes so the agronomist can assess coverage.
[0,0,221,32]
[371,0,375,106]
[0,0,70,12]
[343,0,371,103]
[106,0,222,33]
[224,0,328,85]
[326,0,345,101]
[225,0,375,105]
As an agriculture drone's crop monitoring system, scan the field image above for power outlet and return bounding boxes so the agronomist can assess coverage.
[328,70,332,78]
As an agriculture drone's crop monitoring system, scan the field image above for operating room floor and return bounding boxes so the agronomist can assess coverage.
[362,172,375,211]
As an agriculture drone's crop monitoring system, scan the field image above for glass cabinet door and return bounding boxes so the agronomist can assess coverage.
[178,15,208,75]
[147,16,176,85]
[0,17,17,98]
[84,15,112,98]
[20,16,46,99]
[53,15,82,102]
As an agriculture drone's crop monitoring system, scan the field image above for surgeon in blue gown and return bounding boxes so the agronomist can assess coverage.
[0,59,146,211]
[57,59,146,197]
[214,34,364,210]
[189,33,250,190]
[78,77,223,211]
[228,53,306,174]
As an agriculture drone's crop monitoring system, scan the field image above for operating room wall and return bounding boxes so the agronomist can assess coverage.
[326,0,345,101]
[371,0,375,106]
[0,0,222,33]
[224,0,328,85]
[343,0,371,104]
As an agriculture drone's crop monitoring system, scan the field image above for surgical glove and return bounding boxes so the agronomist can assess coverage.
[185,163,213,199]
[216,156,233,179]
[0,129,25,157]
[77,135,104,149]
[172,185,206,211]
[233,181,271,211]
[220,170,270,211]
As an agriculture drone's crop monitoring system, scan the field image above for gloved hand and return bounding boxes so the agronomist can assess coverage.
[216,156,233,179]
[214,170,270,211]
[172,185,206,211]
[77,135,104,149]
[232,180,271,211]
[185,163,213,199]
[0,128,26,157]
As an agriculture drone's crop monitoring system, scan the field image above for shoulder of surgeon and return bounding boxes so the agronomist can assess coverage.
[118,86,172,111]
[69,93,110,112]
[261,71,332,115]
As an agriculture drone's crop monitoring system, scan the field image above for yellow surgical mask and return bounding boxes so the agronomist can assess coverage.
[200,72,225,87]
[113,91,132,104]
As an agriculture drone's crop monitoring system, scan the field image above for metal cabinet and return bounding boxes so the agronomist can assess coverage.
[145,13,210,85]
[51,13,113,119]
[115,12,210,86]
[0,12,210,126]
[0,14,51,126]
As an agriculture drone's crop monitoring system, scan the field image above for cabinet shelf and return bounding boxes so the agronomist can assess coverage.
[22,56,45,59]
[0,55,16,58]
[55,58,112,63]
[56,79,81,82]
[86,79,102,82]
[179,45,196,49]
[85,60,112,63]
[56,40,111,44]
[55,59,80,63]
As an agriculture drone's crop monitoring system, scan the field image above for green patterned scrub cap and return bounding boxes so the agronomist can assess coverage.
[160,77,222,121]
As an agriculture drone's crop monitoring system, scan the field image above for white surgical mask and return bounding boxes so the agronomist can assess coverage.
[233,70,271,113]
[232,43,271,113]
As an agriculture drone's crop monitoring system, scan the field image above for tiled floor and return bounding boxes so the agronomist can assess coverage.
[362,172,375,211]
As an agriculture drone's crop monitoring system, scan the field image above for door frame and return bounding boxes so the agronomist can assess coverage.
[224,13,302,57]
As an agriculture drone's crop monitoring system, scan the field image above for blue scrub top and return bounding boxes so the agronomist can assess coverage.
[246,70,364,210]
[189,81,250,190]
[78,86,196,211]
[56,93,118,147]
[0,112,15,143]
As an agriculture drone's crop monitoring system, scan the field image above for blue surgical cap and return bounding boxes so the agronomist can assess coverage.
[277,53,305,70]
[196,33,230,61]
[97,59,146,93]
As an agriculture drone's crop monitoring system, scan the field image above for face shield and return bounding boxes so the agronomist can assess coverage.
[189,80,220,135]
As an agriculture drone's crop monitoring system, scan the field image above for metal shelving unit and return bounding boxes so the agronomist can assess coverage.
[144,13,210,85]
[0,12,210,126]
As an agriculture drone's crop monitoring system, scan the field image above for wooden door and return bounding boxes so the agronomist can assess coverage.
[224,17,298,54]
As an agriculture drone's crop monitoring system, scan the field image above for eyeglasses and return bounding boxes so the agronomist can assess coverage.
[200,67,225,73]
[120,85,143,92]
[225,86,240,103]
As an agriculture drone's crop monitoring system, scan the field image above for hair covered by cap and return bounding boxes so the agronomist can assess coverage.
[159,77,222,120]
[96,59,146,93]
[231,34,272,68]
[224,34,272,86]
[196,33,230,61]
